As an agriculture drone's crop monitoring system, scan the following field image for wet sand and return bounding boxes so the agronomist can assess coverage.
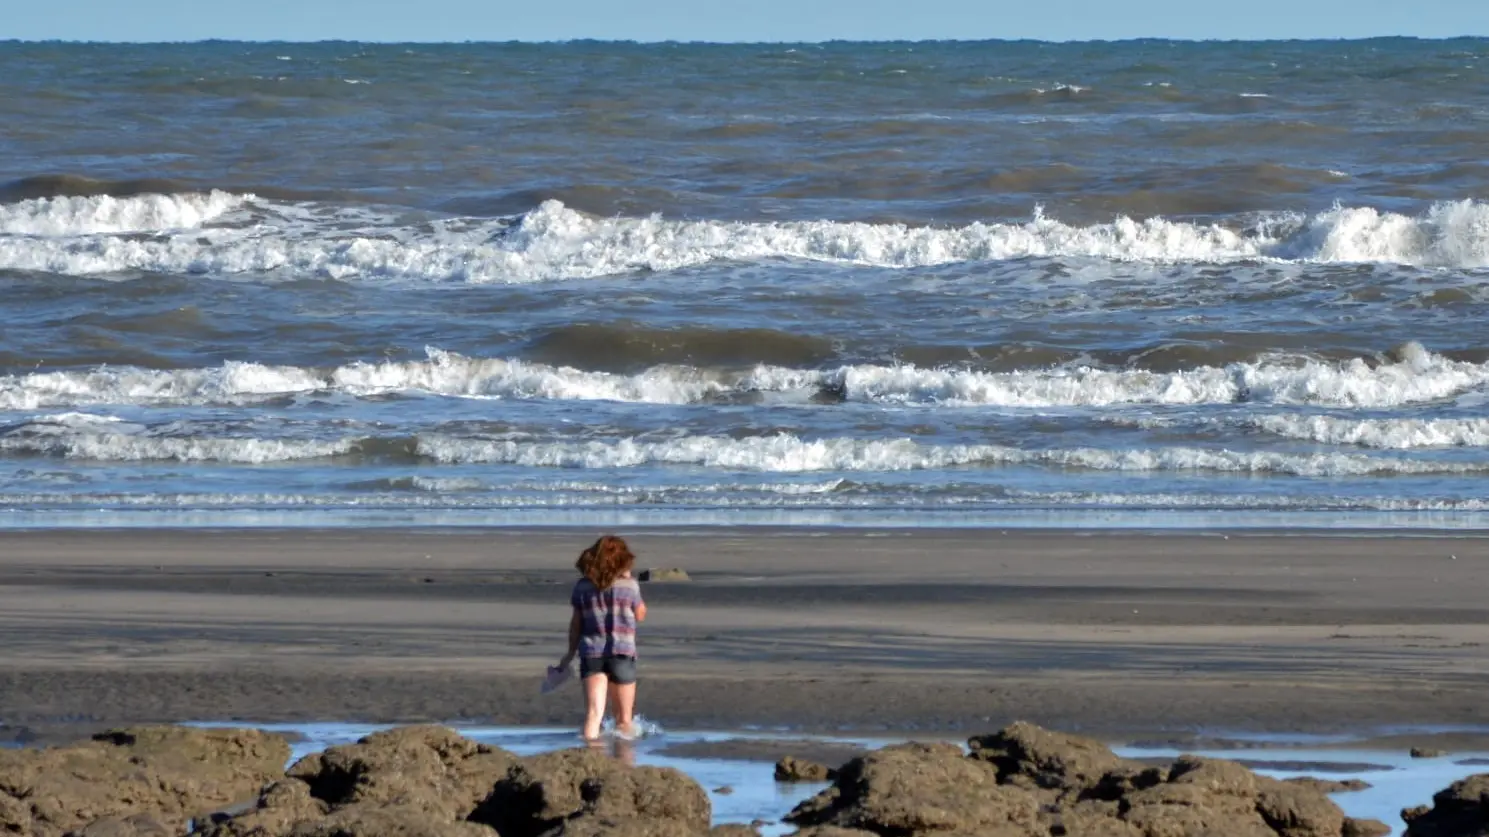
[0,528,1486,744]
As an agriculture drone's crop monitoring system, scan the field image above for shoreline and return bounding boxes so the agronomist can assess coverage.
[6,515,1489,533]
[0,527,1485,746]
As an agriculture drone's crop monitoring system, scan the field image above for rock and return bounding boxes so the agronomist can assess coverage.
[1402,773,1489,836]
[1256,779,1347,837]
[538,819,701,837]
[713,785,734,795]
[470,747,710,837]
[285,804,496,836]
[0,725,290,837]
[199,780,329,836]
[786,741,1036,834]
[1284,777,1372,794]
[788,722,1360,837]
[285,725,515,822]
[775,756,836,782]
[1082,764,1168,801]
[1342,818,1392,837]
[65,814,173,837]
[1412,748,1449,759]
[205,726,517,837]
[1120,781,1277,837]
[1167,755,1262,797]
[639,568,690,583]
[968,720,1134,792]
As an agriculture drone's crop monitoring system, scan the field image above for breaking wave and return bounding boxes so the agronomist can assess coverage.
[3,419,1483,476]
[0,190,249,236]
[3,194,1489,281]
[415,433,1486,476]
[2,342,1485,411]
[1113,409,1489,449]
[0,413,354,463]
[1248,414,1489,448]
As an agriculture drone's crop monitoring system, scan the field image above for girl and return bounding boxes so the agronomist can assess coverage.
[558,534,648,740]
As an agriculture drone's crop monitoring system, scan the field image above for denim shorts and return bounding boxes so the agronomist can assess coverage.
[579,655,637,685]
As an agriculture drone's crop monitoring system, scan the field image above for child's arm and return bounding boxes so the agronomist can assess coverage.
[560,607,581,665]
[635,600,648,623]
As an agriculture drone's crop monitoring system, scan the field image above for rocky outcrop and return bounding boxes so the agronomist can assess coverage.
[0,726,289,837]
[1342,819,1392,837]
[787,723,1380,837]
[470,747,710,837]
[1402,773,1489,836]
[775,756,836,782]
[0,721,1416,837]
[1285,777,1372,794]
[203,725,516,837]
[286,724,517,820]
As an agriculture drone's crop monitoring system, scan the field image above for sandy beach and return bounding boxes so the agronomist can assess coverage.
[0,528,1486,745]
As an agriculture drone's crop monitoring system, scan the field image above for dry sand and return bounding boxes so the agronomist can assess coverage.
[0,528,1486,744]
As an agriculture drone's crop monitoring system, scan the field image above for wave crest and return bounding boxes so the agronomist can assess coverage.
[2,343,1484,411]
[4,195,1489,280]
[0,190,249,236]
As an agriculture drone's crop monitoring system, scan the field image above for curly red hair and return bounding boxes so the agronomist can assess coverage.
[576,534,636,590]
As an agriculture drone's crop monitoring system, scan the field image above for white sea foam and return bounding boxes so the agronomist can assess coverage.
[1275,200,1489,267]
[1003,489,1489,512]
[0,362,326,410]
[1248,415,1489,448]
[5,195,1489,281]
[0,191,249,236]
[1114,408,1489,449]
[6,488,1489,515]
[822,342,1489,408]
[0,428,353,463]
[2,343,1485,411]
[8,409,1481,474]
[415,432,1486,477]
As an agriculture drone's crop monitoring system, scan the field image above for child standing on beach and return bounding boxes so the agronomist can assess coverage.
[558,534,648,741]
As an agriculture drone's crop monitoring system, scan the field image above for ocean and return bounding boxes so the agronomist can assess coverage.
[2,38,1488,528]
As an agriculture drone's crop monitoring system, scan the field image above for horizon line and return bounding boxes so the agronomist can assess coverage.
[3,34,1488,46]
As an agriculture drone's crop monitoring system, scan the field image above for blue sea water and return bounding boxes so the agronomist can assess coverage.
[3,39,1489,528]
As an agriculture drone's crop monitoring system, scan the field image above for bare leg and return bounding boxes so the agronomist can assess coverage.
[581,674,608,741]
[609,680,637,737]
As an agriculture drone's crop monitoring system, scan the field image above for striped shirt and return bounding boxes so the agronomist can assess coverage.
[571,576,643,659]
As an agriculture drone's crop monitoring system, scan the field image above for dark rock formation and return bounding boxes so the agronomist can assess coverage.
[1285,777,1372,794]
[1,721,1411,837]
[1402,773,1489,837]
[470,747,710,837]
[775,756,836,782]
[286,724,516,819]
[1342,818,1392,837]
[788,722,1377,837]
[204,725,514,837]
[0,726,289,837]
